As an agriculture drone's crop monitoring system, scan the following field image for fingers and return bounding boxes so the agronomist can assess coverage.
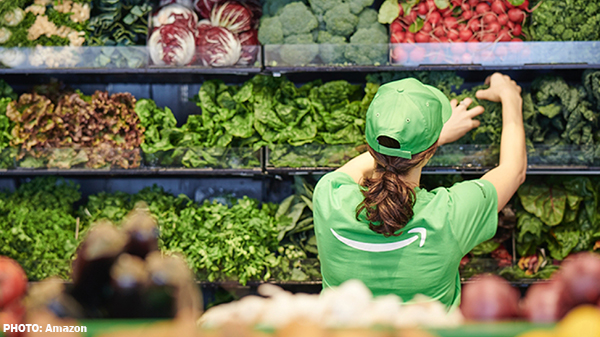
[484,75,492,86]
[450,99,458,108]
[475,88,490,100]
[471,119,481,129]
[467,105,485,118]
[461,97,473,108]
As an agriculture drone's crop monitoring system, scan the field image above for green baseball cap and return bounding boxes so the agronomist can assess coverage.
[365,78,452,159]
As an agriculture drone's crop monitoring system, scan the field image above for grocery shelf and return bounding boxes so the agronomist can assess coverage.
[0,168,263,177]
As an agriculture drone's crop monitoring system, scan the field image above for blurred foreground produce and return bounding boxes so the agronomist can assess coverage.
[27,207,202,319]
[199,279,463,329]
[463,253,600,324]
[0,257,27,337]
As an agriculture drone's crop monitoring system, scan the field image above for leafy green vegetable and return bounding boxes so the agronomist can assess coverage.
[87,0,153,46]
[529,0,600,42]
[0,177,81,280]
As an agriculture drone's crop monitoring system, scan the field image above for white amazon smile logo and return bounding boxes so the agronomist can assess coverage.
[330,227,427,252]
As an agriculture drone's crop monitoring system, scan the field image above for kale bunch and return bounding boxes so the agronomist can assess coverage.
[530,0,600,41]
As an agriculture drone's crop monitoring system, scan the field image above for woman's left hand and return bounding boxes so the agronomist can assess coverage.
[438,98,485,146]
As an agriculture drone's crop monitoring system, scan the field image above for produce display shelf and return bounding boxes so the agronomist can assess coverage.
[0,66,263,75]
[266,167,600,176]
[0,168,263,177]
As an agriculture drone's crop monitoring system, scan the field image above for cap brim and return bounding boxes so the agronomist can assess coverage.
[424,84,453,124]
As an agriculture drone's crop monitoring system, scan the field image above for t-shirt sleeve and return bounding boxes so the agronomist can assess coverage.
[313,171,357,207]
[447,179,498,255]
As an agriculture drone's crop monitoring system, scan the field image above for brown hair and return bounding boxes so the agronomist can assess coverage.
[356,137,438,237]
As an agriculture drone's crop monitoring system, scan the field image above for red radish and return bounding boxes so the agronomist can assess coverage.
[506,1,515,9]
[507,20,515,29]
[508,8,524,23]
[483,13,497,24]
[461,3,471,11]
[444,17,458,29]
[398,3,404,16]
[438,36,449,42]
[512,24,522,36]
[491,0,506,14]
[487,22,501,33]
[468,19,481,31]
[511,37,523,42]
[405,31,415,43]
[451,0,462,7]
[409,47,426,62]
[417,2,429,15]
[498,28,511,41]
[0,257,27,309]
[469,0,479,6]
[498,13,509,25]
[418,2,428,15]
[447,29,460,41]
[518,0,529,10]
[459,29,473,41]
[391,20,404,34]
[522,281,567,323]
[415,31,430,43]
[475,3,490,14]
[462,10,474,20]
[392,46,409,63]
[480,33,496,42]
[461,275,520,321]
[441,7,453,17]
[422,22,433,33]
[433,25,445,37]
[458,23,467,30]
[429,11,442,24]
[405,10,418,24]
[426,0,436,10]
[391,31,406,43]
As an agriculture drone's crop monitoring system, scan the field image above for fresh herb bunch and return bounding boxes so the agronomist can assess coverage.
[0,177,81,280]
[530,0,600,41]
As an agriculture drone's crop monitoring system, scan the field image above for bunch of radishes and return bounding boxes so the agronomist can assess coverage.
[389,0,530,45]
[149,0,260,67]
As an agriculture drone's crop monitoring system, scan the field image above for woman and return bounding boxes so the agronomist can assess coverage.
[313,73,526,308]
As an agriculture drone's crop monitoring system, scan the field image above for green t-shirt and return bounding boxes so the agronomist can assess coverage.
[313,171,498,308]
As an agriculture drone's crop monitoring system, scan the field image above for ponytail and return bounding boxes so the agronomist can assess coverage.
[356,141,438,237]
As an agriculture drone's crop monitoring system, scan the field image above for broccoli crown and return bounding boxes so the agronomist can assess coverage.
[324,3,359,37]
[345,0,374,15]
[531,0,600,41]
[369,22,388,36]
[344,27,387,65]
[308,0,343,15]
[258,17,284,45]
[356,8,377,29]
[278,2,319,37]
[318,33,347,64]
[262,0,299,17]
[280,34,319,65]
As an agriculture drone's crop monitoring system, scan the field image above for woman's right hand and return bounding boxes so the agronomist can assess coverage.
[475,73,522,103]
